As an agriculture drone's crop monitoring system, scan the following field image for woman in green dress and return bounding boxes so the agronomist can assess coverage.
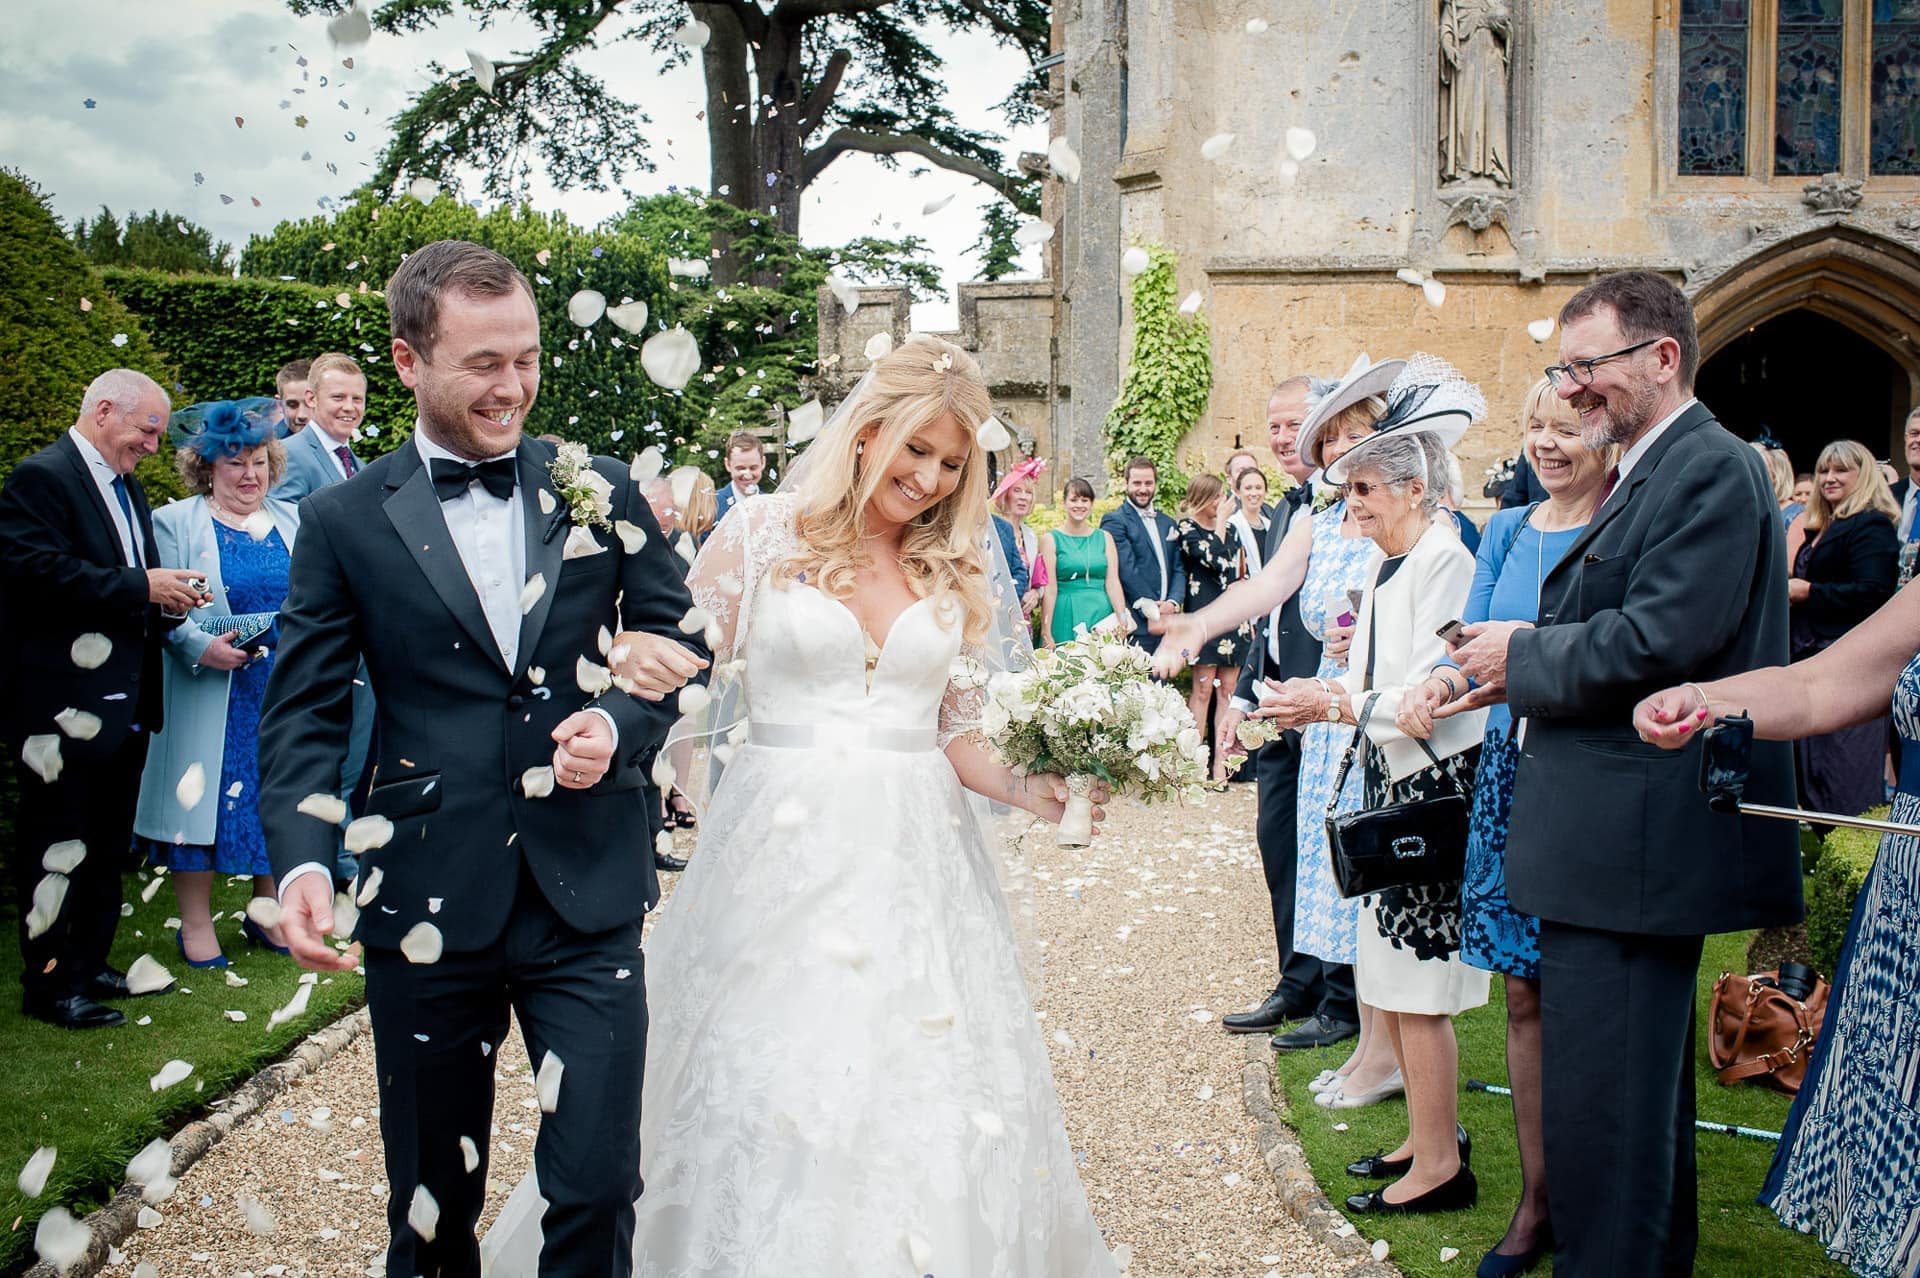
[1040,477,1134,647]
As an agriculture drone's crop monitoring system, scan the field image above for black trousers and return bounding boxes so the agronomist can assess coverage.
[363,866,648,1278]
[1538,921,1703,1277]
[1255,728,1355,1022]
[13,732,146,1001]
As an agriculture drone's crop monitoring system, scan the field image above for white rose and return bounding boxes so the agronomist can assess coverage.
[981,698,1011,740]
[1176,726,1203,757]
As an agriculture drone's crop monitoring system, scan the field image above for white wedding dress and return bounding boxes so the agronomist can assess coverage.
[483,495,1119,1277]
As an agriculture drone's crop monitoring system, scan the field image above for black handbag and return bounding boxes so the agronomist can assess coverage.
[1324,693,1472,898]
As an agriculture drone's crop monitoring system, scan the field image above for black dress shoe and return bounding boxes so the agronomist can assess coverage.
[654,850,689,872]
[1271,1013,1360,1052]
[1222,988,1315,1034]
[23,993,126,1030]
[1345,1163,1478,1215]
[84,966,132,1000]
[1477,1232,1553,1278]
[1346,1125,1471,1178]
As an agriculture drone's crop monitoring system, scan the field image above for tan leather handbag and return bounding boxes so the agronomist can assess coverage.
[1707,969,1831,1096]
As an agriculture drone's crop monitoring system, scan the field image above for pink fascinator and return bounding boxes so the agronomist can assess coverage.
[991,455,1048,503]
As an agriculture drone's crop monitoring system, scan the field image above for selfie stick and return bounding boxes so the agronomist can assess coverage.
[1465,1081,1780,1142]
[1700,717,1920,838]
[1723,803,1920,839]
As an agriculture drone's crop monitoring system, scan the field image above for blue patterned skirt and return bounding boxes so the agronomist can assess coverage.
[1459,723,1540,981]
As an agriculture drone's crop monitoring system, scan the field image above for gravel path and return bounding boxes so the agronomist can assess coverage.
[108,785,1345,1278]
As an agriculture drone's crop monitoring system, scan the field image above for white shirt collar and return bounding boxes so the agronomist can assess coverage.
[68,426,115,478]
[412,424,517,467]
[1614,397,1697,485]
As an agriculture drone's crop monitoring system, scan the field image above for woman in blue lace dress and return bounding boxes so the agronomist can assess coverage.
[133,400,298,969]
[1635,582,1920,1278]
[1404,380,1609,1275]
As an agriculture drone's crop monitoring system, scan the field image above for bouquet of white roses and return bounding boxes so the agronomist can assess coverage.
[981,632,1210,846]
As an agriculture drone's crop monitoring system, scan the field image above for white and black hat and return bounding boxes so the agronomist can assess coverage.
[1324,352,1487,485]
[1295,354,1406,471]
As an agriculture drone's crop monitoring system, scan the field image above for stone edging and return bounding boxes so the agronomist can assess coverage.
[1241,1036,1401,1277]
[24,1008,372,1278]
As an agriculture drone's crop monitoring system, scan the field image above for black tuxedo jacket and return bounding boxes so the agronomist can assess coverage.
[259,437,708,951]
[1794,510,1898,648]
[1505,402,1801,936]
[0,434,170,753]
[1236,486,1320,702]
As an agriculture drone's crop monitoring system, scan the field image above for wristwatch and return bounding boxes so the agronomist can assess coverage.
[1323,695,1342,723]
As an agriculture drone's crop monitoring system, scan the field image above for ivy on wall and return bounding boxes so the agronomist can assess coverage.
[1103,245,1213,494]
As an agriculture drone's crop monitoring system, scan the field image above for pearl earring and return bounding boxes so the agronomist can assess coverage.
[856,442,865,456]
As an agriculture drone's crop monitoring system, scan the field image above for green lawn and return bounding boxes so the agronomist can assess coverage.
[1270,930,1847,1278]
[0,868,363,1273]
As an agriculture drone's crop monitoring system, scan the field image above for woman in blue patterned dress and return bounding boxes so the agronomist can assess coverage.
[1401,380,1609,1275]
[1634,582,1920,1278]
[133,400,298,969]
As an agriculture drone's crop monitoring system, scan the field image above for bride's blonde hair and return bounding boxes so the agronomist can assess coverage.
[780,334,995,644]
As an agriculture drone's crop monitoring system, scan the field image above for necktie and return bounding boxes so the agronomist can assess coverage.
[110,475,143,567]
[335,445,359,477]
[1901,486,1918,541]
[1597,465,1620,508]
[430,456,516,502]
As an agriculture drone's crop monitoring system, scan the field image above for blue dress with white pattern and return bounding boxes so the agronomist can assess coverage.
[1764,648,1920,1278]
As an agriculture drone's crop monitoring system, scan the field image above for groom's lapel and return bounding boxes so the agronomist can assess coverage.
[514,440,566,679]
[382,442,507,672]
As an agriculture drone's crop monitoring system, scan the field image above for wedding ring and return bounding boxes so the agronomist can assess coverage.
[573,770,583,783]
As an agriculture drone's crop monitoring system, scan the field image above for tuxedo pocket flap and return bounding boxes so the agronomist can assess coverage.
[366,771,442,820]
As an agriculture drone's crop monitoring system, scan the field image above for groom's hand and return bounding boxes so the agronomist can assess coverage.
[609,631,708,701]
[552,711,615,788]
[280,875,360,972]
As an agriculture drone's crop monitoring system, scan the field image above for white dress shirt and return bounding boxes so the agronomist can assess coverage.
[68,426,140,566]
[1135,502,1169,597]
[323,431,358,481]
[1614,397,1698,487]
[414,428,526,670]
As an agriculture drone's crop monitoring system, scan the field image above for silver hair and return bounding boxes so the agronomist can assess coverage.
[1442,451,1466,506]
[79,368,167,421]
[1346,432,1446,515]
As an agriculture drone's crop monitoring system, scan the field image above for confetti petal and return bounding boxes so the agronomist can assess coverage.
[863,331,894,360]
[678,684,711,715]
[127,1139,172,1192]
[125,954,175,995]
[399,922,443,965]
[297,793,348,825]
[1178,291,1204,315]
[1200,132,1236,161]
[605,300,649,333]
[678,606,712,636]
[567,290,607,328]
[1422,278,1447,307]
[269,982,312,1028]
[149,1060,193,1092]
[921,193,955,216]
[673,19,711,47]
[1047,137,1082,183]
[1373,1239,1391,1262]
[786,399,825,443]
[343,815,393,854]
[576,656,613,696]
[460,1136,479,1173]
[18,1147,56,1198]
[41,840,85,874]
[1440,1246,1461,1263]
[467,49,496,93]
[667,257,710,279]
[1013,219,1055,247]
[1246,17,1269,32]
[613,520,646,554]
[1121,246,1150,277]
[521,766,555,799]
[175,762,206,811]
[407,177,439,203]
[976,416,1012,450]
[518,573,547,614]
[1527,317,1556,342]
[23,734,64,783]
[238,1194,276,1236]
[630,446,666,485]
[327,3,372,47]
[824,274,861,315]
[640,329,701,391]
[26,874,68,939]
[905,1233,933,1271]
[1279,158,1300,181]
[70,633,111,669]
[243,510,275,541]
[245,896,282,931]
[919,1012,955,1036]
[536,1050,565,1112]
[1396,267,1426,286]
[54,708,101,741]
[407,1184,439,1241]
[34,1206,90,1273]
[1285,126,1317,160]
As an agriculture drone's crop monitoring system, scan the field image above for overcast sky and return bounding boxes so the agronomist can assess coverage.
[0,0,1046,329]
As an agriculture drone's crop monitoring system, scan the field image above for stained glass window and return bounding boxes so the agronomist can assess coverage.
[1776,0,1847,174]
[1872,0,1920,173]
[1679,0,1752,175]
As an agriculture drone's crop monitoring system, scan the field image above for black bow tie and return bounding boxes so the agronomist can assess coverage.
[430,456,516,502]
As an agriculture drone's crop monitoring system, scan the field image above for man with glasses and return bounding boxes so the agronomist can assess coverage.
[1440,272,1801,1275]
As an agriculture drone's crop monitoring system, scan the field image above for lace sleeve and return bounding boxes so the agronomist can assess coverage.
[685,493,795,669]
[938,641,992,750]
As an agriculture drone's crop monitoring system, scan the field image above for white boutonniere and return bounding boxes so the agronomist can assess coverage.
[547,442,613,534]
[1313,486,1341,515]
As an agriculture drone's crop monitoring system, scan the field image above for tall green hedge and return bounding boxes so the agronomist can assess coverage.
[1805,817,1882,978]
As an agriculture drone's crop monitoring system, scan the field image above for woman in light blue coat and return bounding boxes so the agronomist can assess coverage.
[133,399,299,969]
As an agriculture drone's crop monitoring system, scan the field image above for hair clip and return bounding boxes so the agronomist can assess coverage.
[932,352,954,373]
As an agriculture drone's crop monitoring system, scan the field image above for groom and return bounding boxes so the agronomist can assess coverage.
[260,240,709,1278]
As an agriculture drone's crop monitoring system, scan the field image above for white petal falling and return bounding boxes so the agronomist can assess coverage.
[1120,246,1151,277]
[640,328,702,391]
[920,193,955,216]
[613,520,647,554]
[1396,267,1426,286]
[238,1194,276,1236]
[576,656,613,696]
[17,1147,55,1198]
[467,49,496,94]
[1013,219,1055,247]
[268,982,312,1029]
[863,331,894,360]
[673,19,711,47]
[1178,291,1204,315]
[1246,17,1269,33]
[824,273,861,315]
[630,446,666,485]
[1200,132,1236,161]
[651,755,677,789]
[678,684,711,715]
[23,734,63,783]
[41,840,86,874]
[1285,126,1317,161]
[567,290,606,328]
[326,3,372,47]
[606,299,649,334]
[976,416,1013,451]
[817,929,869,968]
[242,508,276,543]
[407,177,439,204]
[460,1136,480,1173]
[536,1050,565,1112]
[149,1060,193,1092]
[399,922,444,965]
[330,891,360,939]
[968,1110,1005,1138]
[669,468,698,512]
[26,874,69,940]
[343,815,394,854]
[678,606,711,636]
[127,1139,172,1191]
[1422,278,1447,307]
[786,399,825,443]
[125,954,175,996]
[175,762,207,812]
[518,574,547,615]
[1527,317,1556,342]
[70,633,112,669]
[521,766,556,799]
[1047,136,1082,183]
[667,257,710,279]
[1279,159,1300,182]
[244,896,282,931]
[407,1184,440,1242]
[905,1233,934,1272]
[53,708,101,741]
[296,793,347,825]
[34,1207,90,1274]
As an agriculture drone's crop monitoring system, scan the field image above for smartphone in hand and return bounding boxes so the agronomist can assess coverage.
[1435,618,1467,644]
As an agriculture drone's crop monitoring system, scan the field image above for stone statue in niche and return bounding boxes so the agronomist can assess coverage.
[1439,0,1513,187]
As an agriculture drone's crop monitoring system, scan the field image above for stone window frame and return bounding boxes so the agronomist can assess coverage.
[1662,0,1920,192]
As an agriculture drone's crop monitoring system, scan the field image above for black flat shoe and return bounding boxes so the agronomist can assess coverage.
[23,993,126,1030]
[1346,1125,1470,1178]
[1477,1231,1553,1277]
[654,850,689,872]
[1345,1163,1478,1215]
[1271,1013,1360,1052]
[1222,988,1315,1033]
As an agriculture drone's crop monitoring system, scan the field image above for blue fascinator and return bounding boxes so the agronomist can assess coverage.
[169,398,288,460]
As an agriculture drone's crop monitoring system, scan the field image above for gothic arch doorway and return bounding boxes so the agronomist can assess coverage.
[1691,226,1920,470]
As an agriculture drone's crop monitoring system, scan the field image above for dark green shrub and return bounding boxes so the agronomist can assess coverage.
[1804,816,1882,978]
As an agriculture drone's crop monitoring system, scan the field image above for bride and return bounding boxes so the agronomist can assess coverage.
[483,335,1122,1277]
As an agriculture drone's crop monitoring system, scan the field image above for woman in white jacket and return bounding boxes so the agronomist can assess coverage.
[1249,425,1490,1219]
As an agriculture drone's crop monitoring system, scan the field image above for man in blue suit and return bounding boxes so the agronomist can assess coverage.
[270,351,373,886]
[712,431,766,525]
[1099,456,1185,653]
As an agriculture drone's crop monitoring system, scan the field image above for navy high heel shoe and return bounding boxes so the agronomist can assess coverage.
[176,929,229,970]
[242,915,292,955]
[1476,1230,1553,1277]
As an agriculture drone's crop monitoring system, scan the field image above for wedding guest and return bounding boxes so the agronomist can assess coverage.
[132,400,298,968]
[1175,474,1249,781]
[1100,456,1184,651]
[1633,583,1920,1278]
[991,456,1047,614]
[1445,271,1800,1276]
[1399,378,1609,1273]
[276,359,314,435]
[1793,472,1815,508]
[1041,478,1131,646]
[1228,466,1274,573]
[1251,391,1491,1218]
[1790,439,1899,820]
[1760,445,1803,530]
[0,368,203,1029]
[713,431,765,522]
[1225,449,1262,501]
